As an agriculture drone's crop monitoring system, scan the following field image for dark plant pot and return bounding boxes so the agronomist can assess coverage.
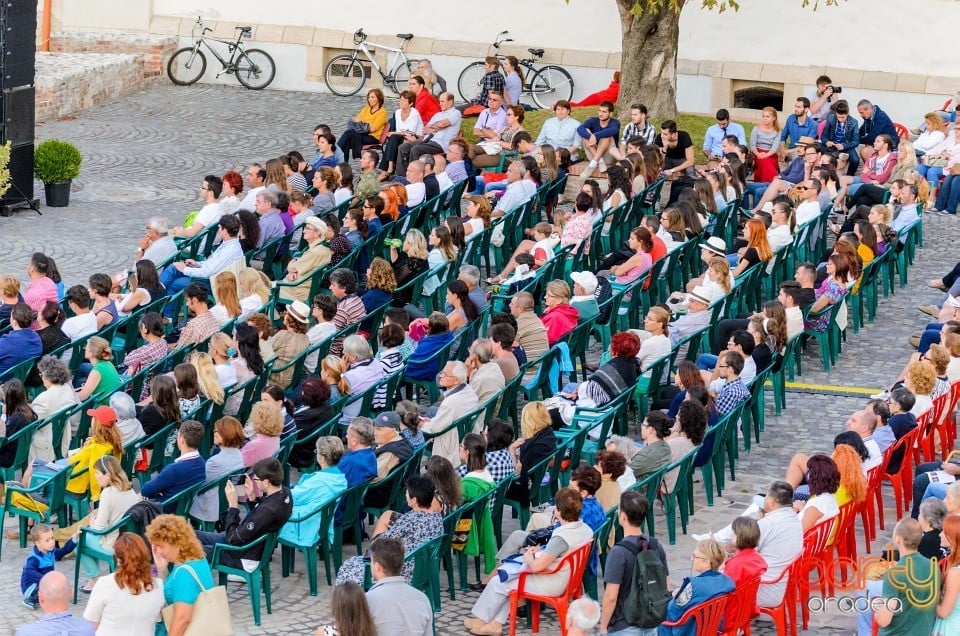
[43,181,72,207]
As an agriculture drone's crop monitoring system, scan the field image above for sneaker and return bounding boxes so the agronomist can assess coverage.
[918,305,940,318]
[227,574,246,584]
[21,600,36,610]
[587,160,598,170]
[870,391,890,400]
[937,209,952,216]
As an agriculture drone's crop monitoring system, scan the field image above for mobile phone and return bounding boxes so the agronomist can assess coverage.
[229,474,246,486]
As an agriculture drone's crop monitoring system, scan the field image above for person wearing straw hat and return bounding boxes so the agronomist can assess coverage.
[684,237,730,293]
[269,300,311,388]
[279,216,331,303]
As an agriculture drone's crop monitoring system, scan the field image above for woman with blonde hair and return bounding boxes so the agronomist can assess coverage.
[67,411,123,501]
[76,336,122,403]
[390,229,429,308]
[904,359,937,416]
[463,196,493,239]
[238,268,270,319]
[504,401,557,508]
[241,401,283,467]
[78,455,142,592]
[423,225,457,297]
[207,333,238,390]
[264,156,290,193]
[269,308,310,388]
[209,271,241,327]
[321,355,350,402]
[144,514,215,636]
[190,352,225,406]
[732,218,773,277]
[704,256,733,297]
[749,106,782,183]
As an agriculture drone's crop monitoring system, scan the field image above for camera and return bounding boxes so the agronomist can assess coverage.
[384,238,403,249]
[827,85,842,94]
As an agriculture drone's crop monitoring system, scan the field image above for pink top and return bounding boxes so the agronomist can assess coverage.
[241,434,280,468]
[23,277,58,313]
[560,213,594,254]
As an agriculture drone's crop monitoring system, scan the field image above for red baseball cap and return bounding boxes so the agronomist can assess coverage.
[86,406,117,426]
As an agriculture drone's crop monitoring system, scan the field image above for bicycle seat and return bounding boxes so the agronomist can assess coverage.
[528,48,545,57]
[236,26,252,33]
[396,33,414,40]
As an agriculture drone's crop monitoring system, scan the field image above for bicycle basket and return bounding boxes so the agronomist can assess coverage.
[354,29,367,45]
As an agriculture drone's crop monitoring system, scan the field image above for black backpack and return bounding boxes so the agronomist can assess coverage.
[619,536,671,628]
[594,274,613,324]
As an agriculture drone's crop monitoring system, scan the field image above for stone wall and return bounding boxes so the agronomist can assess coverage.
[35,32,178,122]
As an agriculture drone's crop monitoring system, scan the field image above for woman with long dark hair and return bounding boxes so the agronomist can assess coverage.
[0,379,37,467]
[445,280,479,331]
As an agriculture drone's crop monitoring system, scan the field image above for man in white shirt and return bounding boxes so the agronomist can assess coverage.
[133,217,177,270]
[777,282,805,340]
[161,215,244,299]
[492,160,536,217]
[767,202,795,254]
[534,99,581,158]
[61,286,98,341]
[795,178,823,226]
[395,92,463,175]
[404,161,427,207]
[238,163,266,211]
[366,537,433,636]
[170,176,223,239]
[755,482,804,607]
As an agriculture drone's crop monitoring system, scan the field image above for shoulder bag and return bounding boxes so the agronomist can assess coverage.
[161,564,234,636]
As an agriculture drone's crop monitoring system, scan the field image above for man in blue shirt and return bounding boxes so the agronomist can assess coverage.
[857,100,899,164]
[15,571,94,636]
[140,420,207,513]
[0,303,42,379]
[750,141,822,213]
[780,97,819,159]
[703,108,746,164]
[576,101,621,177]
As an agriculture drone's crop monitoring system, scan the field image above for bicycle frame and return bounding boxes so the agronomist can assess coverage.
[353,41,409,81]
[187,22,249,75]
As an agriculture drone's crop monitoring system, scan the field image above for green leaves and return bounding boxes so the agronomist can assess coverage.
[33,139,82,183]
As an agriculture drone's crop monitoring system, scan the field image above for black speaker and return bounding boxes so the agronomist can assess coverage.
[1,85,33,144]
[6,142,32,198]
[0,0,36,89]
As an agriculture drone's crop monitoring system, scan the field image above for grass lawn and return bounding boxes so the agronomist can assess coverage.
[459,107,756,166]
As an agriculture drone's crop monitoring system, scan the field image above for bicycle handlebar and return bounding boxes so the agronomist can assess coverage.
[354,28,367,45]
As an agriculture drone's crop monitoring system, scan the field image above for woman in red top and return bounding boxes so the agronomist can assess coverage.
[540,280,579,344]
[721,516,768,630]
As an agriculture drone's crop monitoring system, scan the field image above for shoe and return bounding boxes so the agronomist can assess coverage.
[870,391,890,400]
[6,530,20,541]
[918,305,940,318]
[587,160,598,170]
[467,582,486,592]
[470,621,504,636]
[692,533,713,542]
[21,600,36,610]
[929,279,947,290]
[937,209,952,216]
[227,574,246,583]
[79,586,94,594]
[909,336,921,349]
[927,206,939,213]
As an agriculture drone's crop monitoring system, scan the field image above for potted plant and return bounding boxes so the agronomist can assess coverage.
[33,139,82,207]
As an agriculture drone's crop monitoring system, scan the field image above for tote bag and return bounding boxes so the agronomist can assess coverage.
[161,564,234,636]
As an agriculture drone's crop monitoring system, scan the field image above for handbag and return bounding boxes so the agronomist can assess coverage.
[161,564,234,636]
[924,155,947,167]
[477,140,502,155]
[347,121,370,135]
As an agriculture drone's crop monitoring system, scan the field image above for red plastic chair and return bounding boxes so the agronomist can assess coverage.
[362,123,391,151]
[913,408,938,465]
[507,540,593,636]
[820,502,860,597]
[660,591,732,634]
[919,395,948,463]
[860,464,885,553]
[894,122,909,140]
[794,516,836,630]
[932,383,960,458]
[721,574,761,636]
[880,427,921,519]
[756,557,799,636]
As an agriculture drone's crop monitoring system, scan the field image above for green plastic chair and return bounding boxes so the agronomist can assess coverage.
[364,448,425,522]
[740,365,773,450]
[188,468,245,530]
[490,474,517,548]
[627,470,663,538]
[280,487,342,596]
[449,491,496,594]
[660,449,697,545]
[770,336,802,416]
[503,450,556,530]
[130,422,178,484]
[0,418,43,483]
[801,300,845,371]
[72,515,136,602]
[211,531,280,626]
[0,464,71,561]
[633,355,671,424]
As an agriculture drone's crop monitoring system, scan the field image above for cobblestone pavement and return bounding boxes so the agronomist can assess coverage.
[0,84,955,634]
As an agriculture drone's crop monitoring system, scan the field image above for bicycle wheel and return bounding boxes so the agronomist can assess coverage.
[386,59,418,94]
[324,53,368,97]
[167,47,207,86]
[457,61,486,103]
[235,48,276,90]
[529,65,575,109]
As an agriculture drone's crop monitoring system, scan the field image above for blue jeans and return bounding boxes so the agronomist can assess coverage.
[847,178,863,197]
[610,628,657,636]
[917,164,944,191]
[696,353,718,371]
[919,322,943,354]
[745,181,768,207]
[855,579,884,636]
[935,174,960,213]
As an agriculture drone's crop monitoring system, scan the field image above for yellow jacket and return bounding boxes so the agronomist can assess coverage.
[67,440,117,501]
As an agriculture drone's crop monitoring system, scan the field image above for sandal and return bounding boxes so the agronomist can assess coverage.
[485,276,502,284]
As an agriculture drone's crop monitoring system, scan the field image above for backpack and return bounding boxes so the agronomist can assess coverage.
[594,274,613,324]
[619,536,671,628]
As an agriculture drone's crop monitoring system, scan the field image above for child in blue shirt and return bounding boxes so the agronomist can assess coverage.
[20,523,77,608]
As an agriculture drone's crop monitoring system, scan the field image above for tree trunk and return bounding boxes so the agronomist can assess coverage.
[616,0,685,119]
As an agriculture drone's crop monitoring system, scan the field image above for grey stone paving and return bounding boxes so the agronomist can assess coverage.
[0,84,955,635]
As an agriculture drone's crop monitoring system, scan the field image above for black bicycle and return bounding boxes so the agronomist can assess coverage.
[456,31,574,109]
[167,16,276,90]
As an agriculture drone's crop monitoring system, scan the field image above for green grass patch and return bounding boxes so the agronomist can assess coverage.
[459,107,756,166]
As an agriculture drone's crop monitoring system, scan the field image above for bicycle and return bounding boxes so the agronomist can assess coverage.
[166,16,276,90]
[323,29,420,97]
[456,31,574,109]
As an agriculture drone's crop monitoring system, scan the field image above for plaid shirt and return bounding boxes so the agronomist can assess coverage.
[458,448,516,484]
[478,71,506,106]
[716,377,750,416]
[173,310,220,350]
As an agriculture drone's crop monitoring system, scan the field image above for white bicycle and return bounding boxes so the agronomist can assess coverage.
[323,29,420,97]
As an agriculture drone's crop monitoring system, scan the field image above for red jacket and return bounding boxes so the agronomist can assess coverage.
[860,151,896,185]
[415,90,440,126]
[721,547,767,628]
[541,303,579,344]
